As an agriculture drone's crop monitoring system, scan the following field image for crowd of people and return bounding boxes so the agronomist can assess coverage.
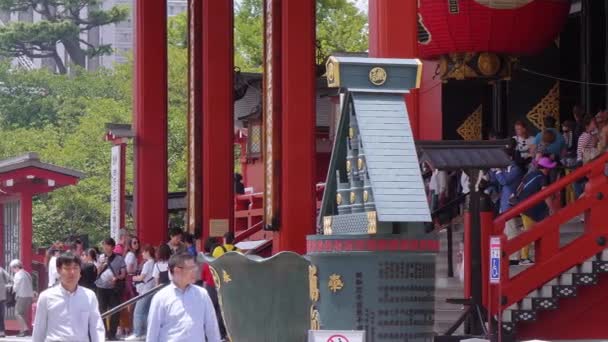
[428,105,608,266]
[0,227,241,341]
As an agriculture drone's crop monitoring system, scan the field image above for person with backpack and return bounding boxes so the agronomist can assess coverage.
[512,157,556,265]
[491,140,526,265]
[126,245,157,341]
[95,237,127,340]
[10,259,34,337]
[153,244,172,285]
[212,231,241,258]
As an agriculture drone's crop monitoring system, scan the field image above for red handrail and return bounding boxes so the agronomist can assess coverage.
[486,152,608,314]
[234,220,264,243]
[494,152,608,233]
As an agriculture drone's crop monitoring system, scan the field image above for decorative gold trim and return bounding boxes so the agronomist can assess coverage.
[417,14,432,45]
[323,216,333,235]
[415,59,423,89]
[457,105,483,141]
[336,193,342,205]
[363,190,369,203]
[309,265,320,302]
[346,160,352,173]
[310,305,321,330]
[477,53,501,77]
[367,211,377,234]
[357,158,364,171]
[526,82,560,130]
[350,192,356,204]
[210,266,221,289]
[326,56,340,88]
[369,67,387,86]
[328,274,344,293]
[222,270,232,283]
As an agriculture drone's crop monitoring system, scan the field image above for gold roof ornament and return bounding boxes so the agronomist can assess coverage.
[369,67,387,86]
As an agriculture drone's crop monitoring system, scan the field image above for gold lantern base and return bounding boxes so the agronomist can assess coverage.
[438,52,518,81]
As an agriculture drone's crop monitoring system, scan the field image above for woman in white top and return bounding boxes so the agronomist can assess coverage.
[119,236,140,338]
[126,245,156,340]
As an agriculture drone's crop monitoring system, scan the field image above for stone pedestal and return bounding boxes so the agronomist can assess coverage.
[307,234,438,342]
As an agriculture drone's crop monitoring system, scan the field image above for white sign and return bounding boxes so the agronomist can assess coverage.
[489,236,501,284]
[110,144,122,241]
[308,330,365,342]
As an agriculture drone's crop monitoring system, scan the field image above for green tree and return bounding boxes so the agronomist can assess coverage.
[0,0,128,74]
[234,0,368,72]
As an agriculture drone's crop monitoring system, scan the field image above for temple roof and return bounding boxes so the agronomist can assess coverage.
[0,153,85,179]
[417,140,511,170]
[351,92,430,223]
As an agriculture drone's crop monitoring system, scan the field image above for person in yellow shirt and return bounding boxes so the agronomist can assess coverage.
[211,232,241,258]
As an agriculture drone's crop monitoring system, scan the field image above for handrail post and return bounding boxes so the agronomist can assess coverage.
[480,196,495,310]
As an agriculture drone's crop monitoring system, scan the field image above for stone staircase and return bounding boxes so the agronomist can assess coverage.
[434,224,465,335]
[433,218,589,338]
[500,219,592,336]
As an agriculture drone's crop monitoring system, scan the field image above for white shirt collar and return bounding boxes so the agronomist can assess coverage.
[58,283,79,296]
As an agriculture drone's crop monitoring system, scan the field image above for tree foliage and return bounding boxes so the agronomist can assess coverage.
[234,0,368,72]
[0,0,128,73]
[0,3,367,247]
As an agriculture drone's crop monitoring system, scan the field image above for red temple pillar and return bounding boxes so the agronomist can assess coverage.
[20,193,32,271]
[369,0,420,139]
[201,0,234,239]
[134,0,168,246]
[187,0,203,239]
[273,0,316,254]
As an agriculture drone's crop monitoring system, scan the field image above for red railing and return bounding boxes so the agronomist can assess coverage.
[233,183,325,244]
[485,152,608,314]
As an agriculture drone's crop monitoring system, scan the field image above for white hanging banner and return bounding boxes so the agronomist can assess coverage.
[110,144,122,241]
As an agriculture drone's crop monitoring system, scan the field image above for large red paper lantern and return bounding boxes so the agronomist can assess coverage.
[417,0,570,79]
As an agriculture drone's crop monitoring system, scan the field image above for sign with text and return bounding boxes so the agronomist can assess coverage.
[308,330,365,342]
[110,144,122,241]
[490,236,501,284]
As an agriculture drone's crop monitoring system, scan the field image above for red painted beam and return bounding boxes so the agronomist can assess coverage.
[202,0,234,239]
[134,0,168,246]
[20,193,32,271]
[273,0,316,254]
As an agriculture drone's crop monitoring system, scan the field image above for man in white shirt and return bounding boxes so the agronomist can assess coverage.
[146,253,221,342]
[32,253,105,342]
[10,259,34,337]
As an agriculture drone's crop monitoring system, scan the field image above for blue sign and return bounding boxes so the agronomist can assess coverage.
[489,236,501,284]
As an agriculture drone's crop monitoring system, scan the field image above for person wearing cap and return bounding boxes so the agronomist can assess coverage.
[10,259,33,337]
[32,253,105,342]
[515,157,556,265]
